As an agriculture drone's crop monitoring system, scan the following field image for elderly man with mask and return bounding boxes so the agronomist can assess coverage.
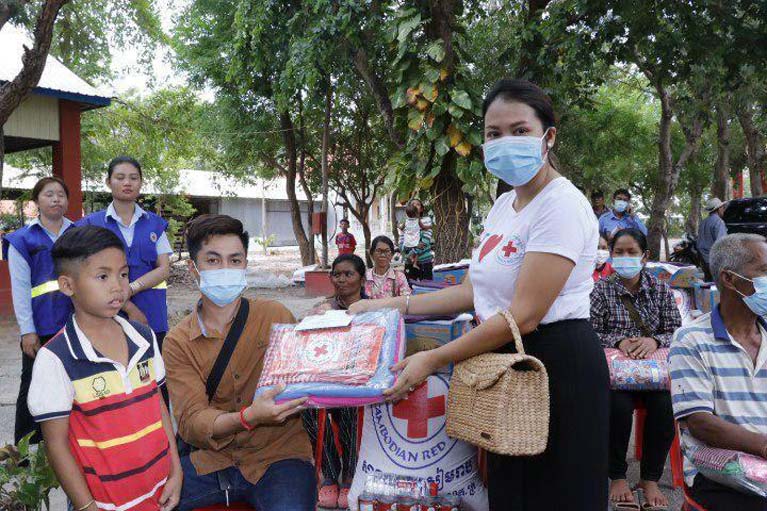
[698,197,728,281]
[670,233,767,511]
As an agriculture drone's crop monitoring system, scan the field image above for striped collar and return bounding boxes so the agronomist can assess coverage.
[64,315,147,369]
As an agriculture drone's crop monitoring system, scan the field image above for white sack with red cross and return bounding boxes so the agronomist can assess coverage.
[348,374,488,511]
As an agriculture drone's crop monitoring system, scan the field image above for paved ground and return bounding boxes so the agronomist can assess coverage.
[0,273,685,509]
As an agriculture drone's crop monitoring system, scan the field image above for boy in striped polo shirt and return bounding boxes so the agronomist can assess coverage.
[27,226,182,511]
[670,233,767,511]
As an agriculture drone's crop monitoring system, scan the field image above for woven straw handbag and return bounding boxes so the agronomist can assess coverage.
[446,310,550,456]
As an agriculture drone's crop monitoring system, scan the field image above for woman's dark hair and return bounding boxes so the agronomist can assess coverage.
[107,156,143,179]
[370,235,395,254]
[332,253,366,277]
[186,214,249,262]
[482,79,557,130]
[32,176,69,202]
[609,228,648,253]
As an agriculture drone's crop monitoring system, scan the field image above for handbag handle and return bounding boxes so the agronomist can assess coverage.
[498,309,525,355]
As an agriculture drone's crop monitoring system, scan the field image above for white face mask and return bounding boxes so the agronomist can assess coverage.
[595,249,610,267]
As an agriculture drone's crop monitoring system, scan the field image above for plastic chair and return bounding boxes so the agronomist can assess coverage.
[633,402,684,489]
[670,422,708,511]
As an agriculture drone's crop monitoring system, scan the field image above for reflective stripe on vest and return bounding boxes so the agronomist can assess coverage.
[31,280,59,298]
[153,281,167,290]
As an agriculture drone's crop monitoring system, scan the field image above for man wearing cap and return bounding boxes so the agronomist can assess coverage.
[698,197,728,281]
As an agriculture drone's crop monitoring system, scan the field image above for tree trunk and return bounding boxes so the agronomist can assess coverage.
[686,183,703,238]
[361,209,372,268]
[279,111,313,266]
[645,80,706,259]
[712,101,731,201]
[737,103,766,198]
[389,193,399,242]
[431,151,469,263]
[320,82,332,269]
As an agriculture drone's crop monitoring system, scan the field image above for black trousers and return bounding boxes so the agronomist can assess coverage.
[15,333,54,445]
[691,474,767,511]
[609,390,675,482]
[487,319,609,510]
[405,260,433,281]
[302,407,357,484]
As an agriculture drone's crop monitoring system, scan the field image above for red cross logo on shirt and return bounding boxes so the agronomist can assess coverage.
[392,382,446,438]
[501,240,518,258]
[314,345,328,358]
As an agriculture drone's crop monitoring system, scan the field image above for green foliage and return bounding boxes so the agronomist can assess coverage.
[0,434,59,511]
[255,234,277,255]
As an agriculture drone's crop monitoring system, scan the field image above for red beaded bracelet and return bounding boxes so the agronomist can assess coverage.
[239,407,255,431]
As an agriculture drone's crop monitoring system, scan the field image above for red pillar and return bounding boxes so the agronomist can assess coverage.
[53,99,83,220]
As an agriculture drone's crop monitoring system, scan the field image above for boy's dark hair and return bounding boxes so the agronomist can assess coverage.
[609,228,648,253]
[405,203,419,218]
[613,188,631,200]
[186,214,249,262]
[591,190,604,201]
[52,226,125,276]
[340,218,350,225]
[107,156,143,179]
[32,176,69,202]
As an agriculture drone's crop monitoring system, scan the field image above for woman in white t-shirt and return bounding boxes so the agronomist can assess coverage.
[351,79,609,510]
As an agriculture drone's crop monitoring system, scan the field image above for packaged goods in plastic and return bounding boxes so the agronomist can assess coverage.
[690,446,767,497]
[604,347,670,391]
[348,375,488,511]
[645,262,703,288]
[255,309,405,408]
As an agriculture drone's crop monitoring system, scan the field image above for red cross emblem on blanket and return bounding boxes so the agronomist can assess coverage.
[392,381,446,438]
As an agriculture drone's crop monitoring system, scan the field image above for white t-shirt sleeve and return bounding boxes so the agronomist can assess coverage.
[156,232,173,256]
[27,348,75,422]
[526,194,588,263]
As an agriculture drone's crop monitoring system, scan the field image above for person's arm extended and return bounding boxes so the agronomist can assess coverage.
[41,419,98,511]
[349,273,474,316]
[684,412,767,458]
[130,253,171,292]
[385,252,574,399]
[158,400,182,511]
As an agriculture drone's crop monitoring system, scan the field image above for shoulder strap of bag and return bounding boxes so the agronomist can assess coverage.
[609,274,653,338]
[205,297,250,403]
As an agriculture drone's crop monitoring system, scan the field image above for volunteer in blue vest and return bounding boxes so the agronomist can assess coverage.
[3,176,74,444]
[78,156,172,401]
[351,79,609,510]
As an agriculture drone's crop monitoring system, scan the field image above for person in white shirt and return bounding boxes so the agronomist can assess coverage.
[351,79,608,510]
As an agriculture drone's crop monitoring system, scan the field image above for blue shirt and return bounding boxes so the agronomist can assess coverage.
[669,306,767,485]
[105,202,172,253]
[7,218,73,336]
[598,210,648,239]
[697,213,728,263]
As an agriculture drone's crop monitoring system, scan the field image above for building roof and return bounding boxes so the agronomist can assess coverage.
[0,24,111,109]
[1,165,308,202]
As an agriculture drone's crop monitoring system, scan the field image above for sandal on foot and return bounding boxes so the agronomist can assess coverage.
[612,491,641,511]
[318,480,339,509]
[641,502,668,511]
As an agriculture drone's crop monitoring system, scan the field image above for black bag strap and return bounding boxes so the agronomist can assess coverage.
[205,298,250,403]
[609,274,653,338]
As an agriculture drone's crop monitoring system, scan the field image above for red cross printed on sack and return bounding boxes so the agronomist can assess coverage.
[314,344,328,358]
[392,382,446,438]
[501,240,518,258]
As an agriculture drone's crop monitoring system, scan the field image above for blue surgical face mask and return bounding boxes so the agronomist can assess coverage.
[612,256,644,279]
[194,263,247,307]
[483,129,551,187]
[729,272,767,316]
[614,200,629,213]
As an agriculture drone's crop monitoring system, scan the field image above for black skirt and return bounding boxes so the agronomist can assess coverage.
[488,319,609,510]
